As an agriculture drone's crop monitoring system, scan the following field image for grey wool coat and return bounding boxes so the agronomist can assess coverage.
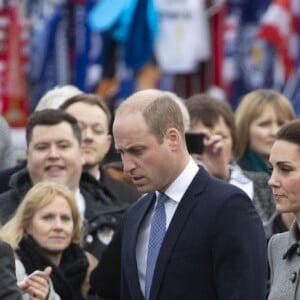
[268,221,300,300]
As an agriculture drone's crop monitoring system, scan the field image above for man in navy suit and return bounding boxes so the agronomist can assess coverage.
[112,89,267,300]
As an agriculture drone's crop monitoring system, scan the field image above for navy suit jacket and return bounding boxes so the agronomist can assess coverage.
[121,167,267,300]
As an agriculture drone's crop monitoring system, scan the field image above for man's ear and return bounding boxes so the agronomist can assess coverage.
[166,128,181,151]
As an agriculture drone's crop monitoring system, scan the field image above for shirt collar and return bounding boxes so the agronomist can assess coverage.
[163,156,199,203]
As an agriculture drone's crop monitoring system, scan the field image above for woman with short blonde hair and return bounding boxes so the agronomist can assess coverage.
[0,181,82,250]
[0,181,98,299]
[235,89,295,173]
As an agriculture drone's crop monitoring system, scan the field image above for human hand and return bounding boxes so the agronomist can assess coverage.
[193,130,229,180]
[20,266,52,300]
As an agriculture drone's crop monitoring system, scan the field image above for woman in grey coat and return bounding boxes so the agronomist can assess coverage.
[268,119,300,299]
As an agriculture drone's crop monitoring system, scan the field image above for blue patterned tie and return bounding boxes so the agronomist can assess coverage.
[145,193,168,300]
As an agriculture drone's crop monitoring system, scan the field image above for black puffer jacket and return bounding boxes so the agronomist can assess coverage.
[0,168,128,260]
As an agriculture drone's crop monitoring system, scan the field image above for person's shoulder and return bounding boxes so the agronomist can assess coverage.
[0,241,15,264]
[0,240,12,253]
[269,230,289,248]
[7,167,30,189]
[0,164,25,193]
[0,189,15,207]
[193,166,250,200]
[0,170,30,224]
[270,230,289,240]
[268,230,290,263]
[210,171,249,195]
[0,168,29,201]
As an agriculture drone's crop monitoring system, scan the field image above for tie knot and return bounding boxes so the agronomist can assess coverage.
[157,193,168,204]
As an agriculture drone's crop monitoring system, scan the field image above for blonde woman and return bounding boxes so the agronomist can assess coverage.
[235,89,295,174]
[235,89,296,235]
[0,182,98,300]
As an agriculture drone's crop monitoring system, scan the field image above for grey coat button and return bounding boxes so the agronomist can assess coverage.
[289,272,297,283]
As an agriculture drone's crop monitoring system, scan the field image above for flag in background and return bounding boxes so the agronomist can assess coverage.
[257,0,300,81]
[0,1,29,127]
[220,7,239,99]
[28,2,69,111]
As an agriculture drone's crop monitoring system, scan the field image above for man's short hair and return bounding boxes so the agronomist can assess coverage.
[116,92,185,143]
[60,93,112,129]
[26,109,82,146]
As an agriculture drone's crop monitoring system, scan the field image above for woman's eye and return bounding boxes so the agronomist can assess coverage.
[280,167,292,173]
[61,215,72,222]
[41,214,53,220]
[258,121,271,127]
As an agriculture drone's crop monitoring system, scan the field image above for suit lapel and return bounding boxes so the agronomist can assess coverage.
[124,193,155,300]
[150,170,207,300]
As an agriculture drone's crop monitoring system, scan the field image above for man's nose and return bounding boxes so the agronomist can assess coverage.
[49,145,59,157]
[122,154,135,173]
[85,127,93,137]
[83,127,93,141]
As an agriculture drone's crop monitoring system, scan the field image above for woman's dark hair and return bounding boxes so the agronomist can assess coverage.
[276,119,300,146]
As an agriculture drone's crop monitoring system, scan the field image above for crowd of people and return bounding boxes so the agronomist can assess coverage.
[0,85,299,299]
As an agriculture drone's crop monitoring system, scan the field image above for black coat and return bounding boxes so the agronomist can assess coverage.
[0,241,22,300]
[90,229,122,300]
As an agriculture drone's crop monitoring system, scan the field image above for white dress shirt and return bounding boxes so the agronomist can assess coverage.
[136,157,199,295]
[75,188,86,221]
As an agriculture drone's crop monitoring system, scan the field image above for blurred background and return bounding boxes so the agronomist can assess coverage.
[0,0,299,159]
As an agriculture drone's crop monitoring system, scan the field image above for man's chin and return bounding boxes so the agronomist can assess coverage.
[43,176,67,185]
[134,181,152,194]
[42,176,61,183]
[83,162,99,170]
[42,177,66,187]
